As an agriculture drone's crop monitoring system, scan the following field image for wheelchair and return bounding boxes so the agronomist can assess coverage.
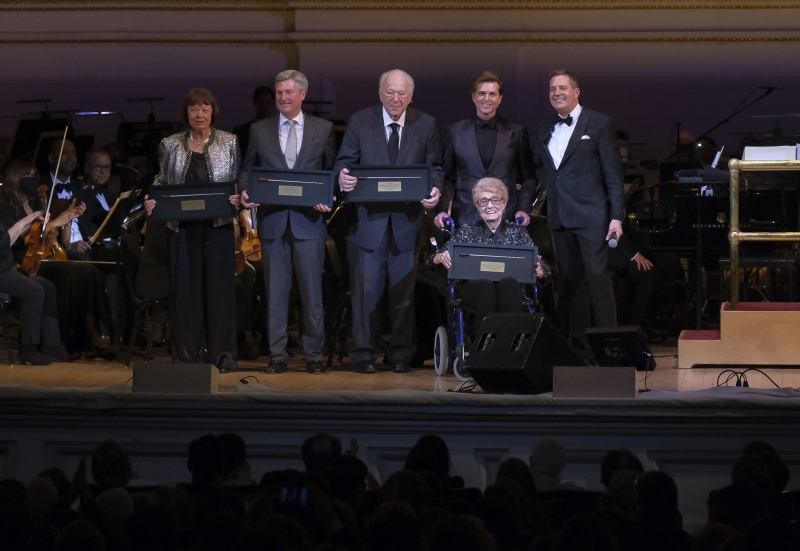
[432,216,538,381]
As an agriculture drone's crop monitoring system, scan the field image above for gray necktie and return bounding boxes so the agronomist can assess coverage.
[285,119,297,169]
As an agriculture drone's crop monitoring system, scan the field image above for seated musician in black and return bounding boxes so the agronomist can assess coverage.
[430,177,550,331]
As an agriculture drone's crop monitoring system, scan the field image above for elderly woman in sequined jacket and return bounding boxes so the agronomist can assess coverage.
[431,177,550,331]
[142,88,241,372]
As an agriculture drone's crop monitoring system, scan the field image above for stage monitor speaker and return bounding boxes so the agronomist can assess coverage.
[133,362,219,394]
[465,313,584,394]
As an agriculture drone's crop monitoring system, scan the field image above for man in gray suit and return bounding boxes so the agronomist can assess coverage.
[240,70,337,375]
[335,69,443,374]
[537,69,625,334]
[435,70,537,228]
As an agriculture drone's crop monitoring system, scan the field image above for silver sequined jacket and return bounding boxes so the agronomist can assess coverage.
[153,128,241,231]
[429,220,552,280]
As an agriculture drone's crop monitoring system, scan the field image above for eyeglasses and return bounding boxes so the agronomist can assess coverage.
[477,196,503,208]
[90,164,111,172]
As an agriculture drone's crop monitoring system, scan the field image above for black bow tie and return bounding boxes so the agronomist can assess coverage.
[54,182,70,194]
[555,115,573,127]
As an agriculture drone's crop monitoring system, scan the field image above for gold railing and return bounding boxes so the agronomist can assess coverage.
[728,158,800,309]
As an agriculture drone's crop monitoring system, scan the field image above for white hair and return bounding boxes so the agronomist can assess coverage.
[379,69,415,91]
[275,70,308,93]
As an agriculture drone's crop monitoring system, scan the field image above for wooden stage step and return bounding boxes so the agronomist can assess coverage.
[679,302,800,369]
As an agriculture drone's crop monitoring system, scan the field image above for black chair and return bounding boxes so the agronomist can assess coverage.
[119,233,171,366]
[323,235,351,367]
[0,292,19,364]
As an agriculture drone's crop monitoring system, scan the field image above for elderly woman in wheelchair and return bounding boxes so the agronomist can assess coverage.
[429,177,550,379]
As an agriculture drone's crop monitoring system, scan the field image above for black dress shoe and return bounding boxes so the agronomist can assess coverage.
[217,357,238,374]
[392,364,411,374]
[353,361,376,374]
[41,345,70,363]
[306,360,325,375]
[265,360,287,374]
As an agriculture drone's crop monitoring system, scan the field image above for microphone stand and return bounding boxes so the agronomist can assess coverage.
[668,87,776,160]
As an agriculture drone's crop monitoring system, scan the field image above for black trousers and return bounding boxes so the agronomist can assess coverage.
[169,221,237,367]
[0,269,60,347]
[459,277,524,336]
[553,226,617,339]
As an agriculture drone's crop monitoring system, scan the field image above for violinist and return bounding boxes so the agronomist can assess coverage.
[39,139,92,260]
[143,88,241,373]
[4,161,109,354]
[0,162,83,364]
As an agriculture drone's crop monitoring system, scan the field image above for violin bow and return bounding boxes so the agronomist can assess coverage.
[42,126,70,235]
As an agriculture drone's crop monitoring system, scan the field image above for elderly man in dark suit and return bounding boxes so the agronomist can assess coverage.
[240,70,337,375]
[538,69,625,333]
[335,69,443,374]
[435,71,537,228]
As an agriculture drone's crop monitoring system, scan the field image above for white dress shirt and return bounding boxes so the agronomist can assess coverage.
[548,104,583,170]
[51,173,83,243]
[278,111,305,157]
[382,107,406,146]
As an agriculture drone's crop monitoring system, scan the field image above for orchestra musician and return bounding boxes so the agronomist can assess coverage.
[430,178,549,335]
[335,69,443,374]
[538,70,625,336]
[435,71,537,228]
[143,88,241,373]
[239,70,337,375]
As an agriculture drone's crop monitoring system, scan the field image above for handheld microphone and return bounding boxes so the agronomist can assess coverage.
[608,232,618,248]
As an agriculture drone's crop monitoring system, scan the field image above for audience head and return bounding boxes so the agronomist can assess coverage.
[600,449,644,487]
[555,515,618,551]
[218,432,247,478]
[636,470,679,512]
[383,470,432,517]
[404,435,450,483]
[301,433,342,473]
[423,515,498,551]
[38,468,74,503]
[252,85,275,120]
[0,478,28,513]
[125,505,178,551]
[84,149,113,187]
[322,454,369,505]
[707,484,769,532]
[187,433,224,486]
[26,476,58,522]
[731,454,773,494]
[48,138,78,179]
[742,440,790,492]
[95,487,134,533]
[379,69,414,120]
[531,436,568,476]
[365,500,421,551]
[0,160,37,210]
[496,457,536,502]
[57,518,105,551]
[183,88,219,130]
[91,440,133,490]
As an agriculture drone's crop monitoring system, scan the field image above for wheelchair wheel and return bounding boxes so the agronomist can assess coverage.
[433,326,449,377]
[452,356,471,382]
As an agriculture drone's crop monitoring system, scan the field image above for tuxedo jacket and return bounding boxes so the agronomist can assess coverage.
[537,107,625,230]
[76,184,119,239]
[440,115,537,226]
[333,106,444,252]
[239,113,337,241]
[36,174,94,240]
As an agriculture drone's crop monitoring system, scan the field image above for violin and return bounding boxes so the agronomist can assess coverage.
[21,185,67,277]
[235,208,261,276]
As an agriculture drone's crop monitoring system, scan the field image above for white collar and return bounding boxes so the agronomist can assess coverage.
[558,104,582,121]
[50,173,71,185]
[382,107,406,128]
[279,111,304,127]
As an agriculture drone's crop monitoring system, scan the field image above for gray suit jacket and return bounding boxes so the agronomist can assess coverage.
[440,115,537,226]
[537,107,625,230]
[239,113,337,240]
[333,106,443,252]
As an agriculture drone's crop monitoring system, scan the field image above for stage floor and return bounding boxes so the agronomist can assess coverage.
[1,343,798,394]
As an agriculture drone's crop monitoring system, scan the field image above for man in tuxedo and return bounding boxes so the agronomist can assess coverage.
[435,71,537,228]
[40,139,91,260]
[539,70,625,333]
[240,70,337,375]
[335,69,443,374]
[78,149,119,240]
